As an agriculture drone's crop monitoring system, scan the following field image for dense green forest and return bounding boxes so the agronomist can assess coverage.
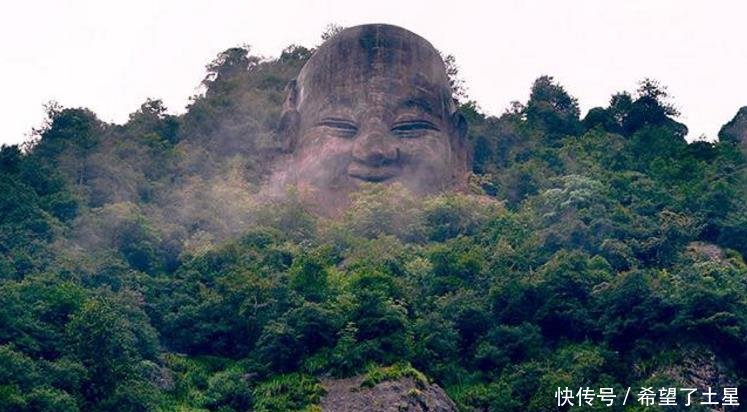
[1,36,746,411]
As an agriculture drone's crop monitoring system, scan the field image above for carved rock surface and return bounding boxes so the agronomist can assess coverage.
[272,24,470,215]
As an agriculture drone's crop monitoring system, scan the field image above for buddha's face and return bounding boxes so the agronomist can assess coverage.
[278,24,468,210]
[293,80,457,194]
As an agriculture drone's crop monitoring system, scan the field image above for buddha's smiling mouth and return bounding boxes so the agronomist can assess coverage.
[347,163,400,182]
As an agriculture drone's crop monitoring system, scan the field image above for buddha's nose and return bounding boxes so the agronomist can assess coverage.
[352,129,399,167]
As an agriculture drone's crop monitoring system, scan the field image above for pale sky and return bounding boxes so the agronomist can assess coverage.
[1,0,746,146]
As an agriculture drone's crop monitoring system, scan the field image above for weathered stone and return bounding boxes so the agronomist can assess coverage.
[685,241,726,262]
[273,24,469,214]
[718,106,747,148]
[320,375,457,412]
[653,346,738,409]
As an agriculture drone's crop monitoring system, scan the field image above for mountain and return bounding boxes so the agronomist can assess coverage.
[0,40,745,411]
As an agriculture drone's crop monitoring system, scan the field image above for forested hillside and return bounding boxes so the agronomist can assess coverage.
[1,39,745,411]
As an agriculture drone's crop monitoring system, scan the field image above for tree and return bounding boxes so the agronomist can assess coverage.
[525,76,582,138]
[320,23,344,41]
[622,78,685,137]
[442,53,468,102]
[202,45,258,91]
[126,98,180,144]
[65,295,158,408]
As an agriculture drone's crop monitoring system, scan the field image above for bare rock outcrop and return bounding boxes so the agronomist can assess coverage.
[320,375,457,412]
[718,106,747,148]
[685,241,726,262]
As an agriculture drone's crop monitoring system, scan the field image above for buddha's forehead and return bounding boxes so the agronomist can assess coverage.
[302,74,452,120]
[295,24,454,117]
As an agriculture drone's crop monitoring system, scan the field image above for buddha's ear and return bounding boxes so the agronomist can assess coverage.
[278,79,300,152]
[450,110,471,175]
[451,110,468,140]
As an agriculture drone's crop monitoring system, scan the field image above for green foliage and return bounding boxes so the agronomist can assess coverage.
[65,294,160,409]
[203,367,253,411]
[252,373,325,412]
[525,75,583,138]
[360,362,428,388]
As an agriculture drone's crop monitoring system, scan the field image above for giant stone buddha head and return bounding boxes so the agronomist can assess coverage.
[277,24,469,212]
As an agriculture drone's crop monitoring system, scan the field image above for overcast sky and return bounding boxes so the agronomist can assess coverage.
[1,0,745,146]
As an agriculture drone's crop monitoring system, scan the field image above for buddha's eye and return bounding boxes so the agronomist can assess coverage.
[318,118,358,138]
[391,120,440,138]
